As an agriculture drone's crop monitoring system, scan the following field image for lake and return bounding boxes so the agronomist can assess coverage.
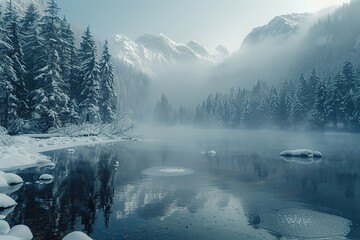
[6,128,360,239]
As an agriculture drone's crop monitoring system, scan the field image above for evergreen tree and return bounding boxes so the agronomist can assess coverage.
[99,40,117,123]
[325,75,342,129]
[4,0,29,119]
[79,27,101,124]
[310,79,327,129]
[154,94,172,125]
[31,0,69,130]
[308,68,320,108]
[21,3,42,105]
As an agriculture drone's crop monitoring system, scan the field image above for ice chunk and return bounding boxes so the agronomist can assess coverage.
[63,231,93,240]
[7,225,33,240]
[39,174,53,181]
[0,220,10,235]
[207,150,216,157]
[280,149,322,158]
[0,194,17,209]
[259,208,350,238]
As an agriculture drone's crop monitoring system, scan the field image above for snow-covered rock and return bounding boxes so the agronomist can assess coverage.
[0,220,10,235]
[207,150,217,157]
[0,194,17,209]
[39,174,53,181]
[63,231,92,240]
[280,149,322,158]
[7,225,33,240]
[0,172,23,186]
[0,206,16,220]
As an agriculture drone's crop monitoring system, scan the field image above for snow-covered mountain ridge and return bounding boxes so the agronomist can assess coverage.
[242,13,312,46]
[110,33,229,74]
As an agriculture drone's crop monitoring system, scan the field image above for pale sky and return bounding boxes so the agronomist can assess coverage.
[58,0,350,51]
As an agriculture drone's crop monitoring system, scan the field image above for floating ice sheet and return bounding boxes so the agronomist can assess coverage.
[142,166,194,177]
[259,208,351,239]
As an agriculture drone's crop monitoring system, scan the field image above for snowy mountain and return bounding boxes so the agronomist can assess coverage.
[0,0,46,14]
[242,13,312,46]
[111,33,229,74]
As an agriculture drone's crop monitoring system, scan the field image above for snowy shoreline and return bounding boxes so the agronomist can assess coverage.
[0,135,127,171]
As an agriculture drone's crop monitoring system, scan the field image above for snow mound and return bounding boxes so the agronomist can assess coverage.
[259,208,351,239]
[7,225,33,240]
[280,149,322,158]
[207,150,216,157]
[142,166,194,177]
[0,194,17,209]
[63,231,92,240]
[0,172,23,186]
[0,220,10,235]
[39,174,53,181]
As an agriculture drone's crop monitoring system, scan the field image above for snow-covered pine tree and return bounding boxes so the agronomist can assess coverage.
[79,27,101,124]
[325,74,342,129]
[268,87,280,124]
[4,0,29,120]
[308,68,320,109]
[289,90,304,127]
[99,40,117,123]
[21,3,41,92]
[31,0,69,131]
[310,79,327,129]
[0,19,19,131]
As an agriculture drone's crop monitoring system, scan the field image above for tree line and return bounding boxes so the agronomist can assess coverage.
[155,60,360,131]
[0,0,117,134]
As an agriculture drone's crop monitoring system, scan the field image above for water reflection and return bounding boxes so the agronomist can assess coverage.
[4,130,360,239]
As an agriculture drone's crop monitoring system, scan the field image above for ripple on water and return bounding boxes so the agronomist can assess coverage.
[142,166,194,177]
[259,208,351,239]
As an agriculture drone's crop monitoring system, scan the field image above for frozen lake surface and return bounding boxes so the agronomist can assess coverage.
[5,128,360,239]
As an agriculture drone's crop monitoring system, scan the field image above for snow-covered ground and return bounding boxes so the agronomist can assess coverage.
[0,135,126,171]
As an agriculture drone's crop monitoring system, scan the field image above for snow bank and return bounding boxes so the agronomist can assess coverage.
[0,194,17,209]
[280,149,322,158]
[63,231,92,240]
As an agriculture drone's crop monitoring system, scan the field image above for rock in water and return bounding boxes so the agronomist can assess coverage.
[63,231,93,240]
[39,174,53,181]
[207,150,216,157]
[280,149,322,158]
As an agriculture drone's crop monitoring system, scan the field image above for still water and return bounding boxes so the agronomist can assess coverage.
[6,128,360,239]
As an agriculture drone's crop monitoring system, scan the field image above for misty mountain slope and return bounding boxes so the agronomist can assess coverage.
[213,4,351,89]
[297,0,360,73]
[110,33,229,74]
